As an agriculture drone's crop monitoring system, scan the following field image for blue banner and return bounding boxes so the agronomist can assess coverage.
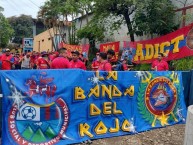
[0,70,187,145]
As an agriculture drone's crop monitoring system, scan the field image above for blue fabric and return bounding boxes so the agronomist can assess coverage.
[182,71,191,106]
[187,70,193,106]
[0,70,187,145]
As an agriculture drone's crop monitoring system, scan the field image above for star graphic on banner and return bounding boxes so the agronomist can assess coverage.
[157,112,169,126]
[176,108,186,122]
[129,118,137,133]
[6,78,25,109]
[88,73,101,85]
[135,71,143,78]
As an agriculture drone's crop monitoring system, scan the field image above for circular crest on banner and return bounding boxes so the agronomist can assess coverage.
[145,77,177,116]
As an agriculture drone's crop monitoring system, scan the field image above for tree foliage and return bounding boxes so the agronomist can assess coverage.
[133,0,178,37]
[0,7,14,47]
[93,0,136,41]
[8,15,33,44]
[38,0,93,48]
[77,19,105,60]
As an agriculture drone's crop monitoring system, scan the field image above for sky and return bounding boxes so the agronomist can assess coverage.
[1,0,47,18]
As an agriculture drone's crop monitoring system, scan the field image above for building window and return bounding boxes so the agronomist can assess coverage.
[48,38,51,40]
[42,39,44,42]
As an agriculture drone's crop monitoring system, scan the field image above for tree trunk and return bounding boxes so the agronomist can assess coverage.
[123,12,135,42]
[88,38,97,62]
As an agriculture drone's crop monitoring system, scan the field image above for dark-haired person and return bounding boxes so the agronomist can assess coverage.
[69,51,86,70]
[20,53,31,69]
[14,53,21,69]
[37,52,50,69]
[98,52,112,71]
[151,53,168,71]
[107,49,117,65]
[1,48,14,70]
[51,48,70,69]
[91,52,100,71]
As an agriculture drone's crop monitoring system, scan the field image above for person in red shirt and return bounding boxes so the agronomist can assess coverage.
[37,52,50,69]
[91,52,100,71]
[69,51,86,70]
[49,51,59,62]
[98,52,112,71]
[151,53,169,71]
[51,48,70,69]
[1,48,14,70]
[30,51,38,69]
[14,53,21,69]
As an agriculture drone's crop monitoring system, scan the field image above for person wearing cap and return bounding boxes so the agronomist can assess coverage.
[36,52,50,69]
[1,48,14,70]
[20,53,31,69]
[69,51,86,70]
[91,52,100,71]
[98,52,112,71]
[51,48,70,69]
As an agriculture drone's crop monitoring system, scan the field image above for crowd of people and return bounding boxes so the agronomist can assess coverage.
[0,47,168,71]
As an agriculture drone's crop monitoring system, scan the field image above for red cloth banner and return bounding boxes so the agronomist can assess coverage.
[124,23,193,64]
[100,41,120,59]
[59,43,90,58]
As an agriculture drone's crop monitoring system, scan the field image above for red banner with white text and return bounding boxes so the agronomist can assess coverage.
[123,23,193,64]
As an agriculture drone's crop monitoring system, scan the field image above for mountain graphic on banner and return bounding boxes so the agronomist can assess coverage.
[31,128,47,142]
[22,125,57,142]
[45,126,57,139]
[22,126,34,140]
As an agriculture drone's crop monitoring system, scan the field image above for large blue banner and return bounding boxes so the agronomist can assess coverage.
[0,70,187,145]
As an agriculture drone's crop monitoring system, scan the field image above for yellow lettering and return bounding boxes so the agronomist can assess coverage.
[171,35,184,53]
[103,102,112,115]
[106,71,118,81]
[134,43,144,61]
[79,123,93,137]
[95,121,108,135]
[124,85,134,96]
[112,85,122,97]
[160,42,170,56]
[101,85,112,99]
[145,44,154,60]
[90,104,101,116]
[113,102,122,114]
[89,85,100,98]
[95,71,104,80]
[154,44,159,58]
[75,87,86,100]
[109,118,119,133]
[122,120,130,132]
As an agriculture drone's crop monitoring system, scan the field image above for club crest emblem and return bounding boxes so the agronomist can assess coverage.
[137,72,181,127]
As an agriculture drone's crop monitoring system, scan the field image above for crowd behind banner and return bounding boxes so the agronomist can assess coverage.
[0,47,170,72]
[0,47,136,71]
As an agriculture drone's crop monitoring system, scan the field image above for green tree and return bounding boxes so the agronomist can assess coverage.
[77,20,105,60]
[93,0,136,41]
[133,0,178,38]
[0,7,14,47]
[8,15,33,44]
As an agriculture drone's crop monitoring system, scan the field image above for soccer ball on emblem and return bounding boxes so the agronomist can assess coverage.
[21,106,36,120]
